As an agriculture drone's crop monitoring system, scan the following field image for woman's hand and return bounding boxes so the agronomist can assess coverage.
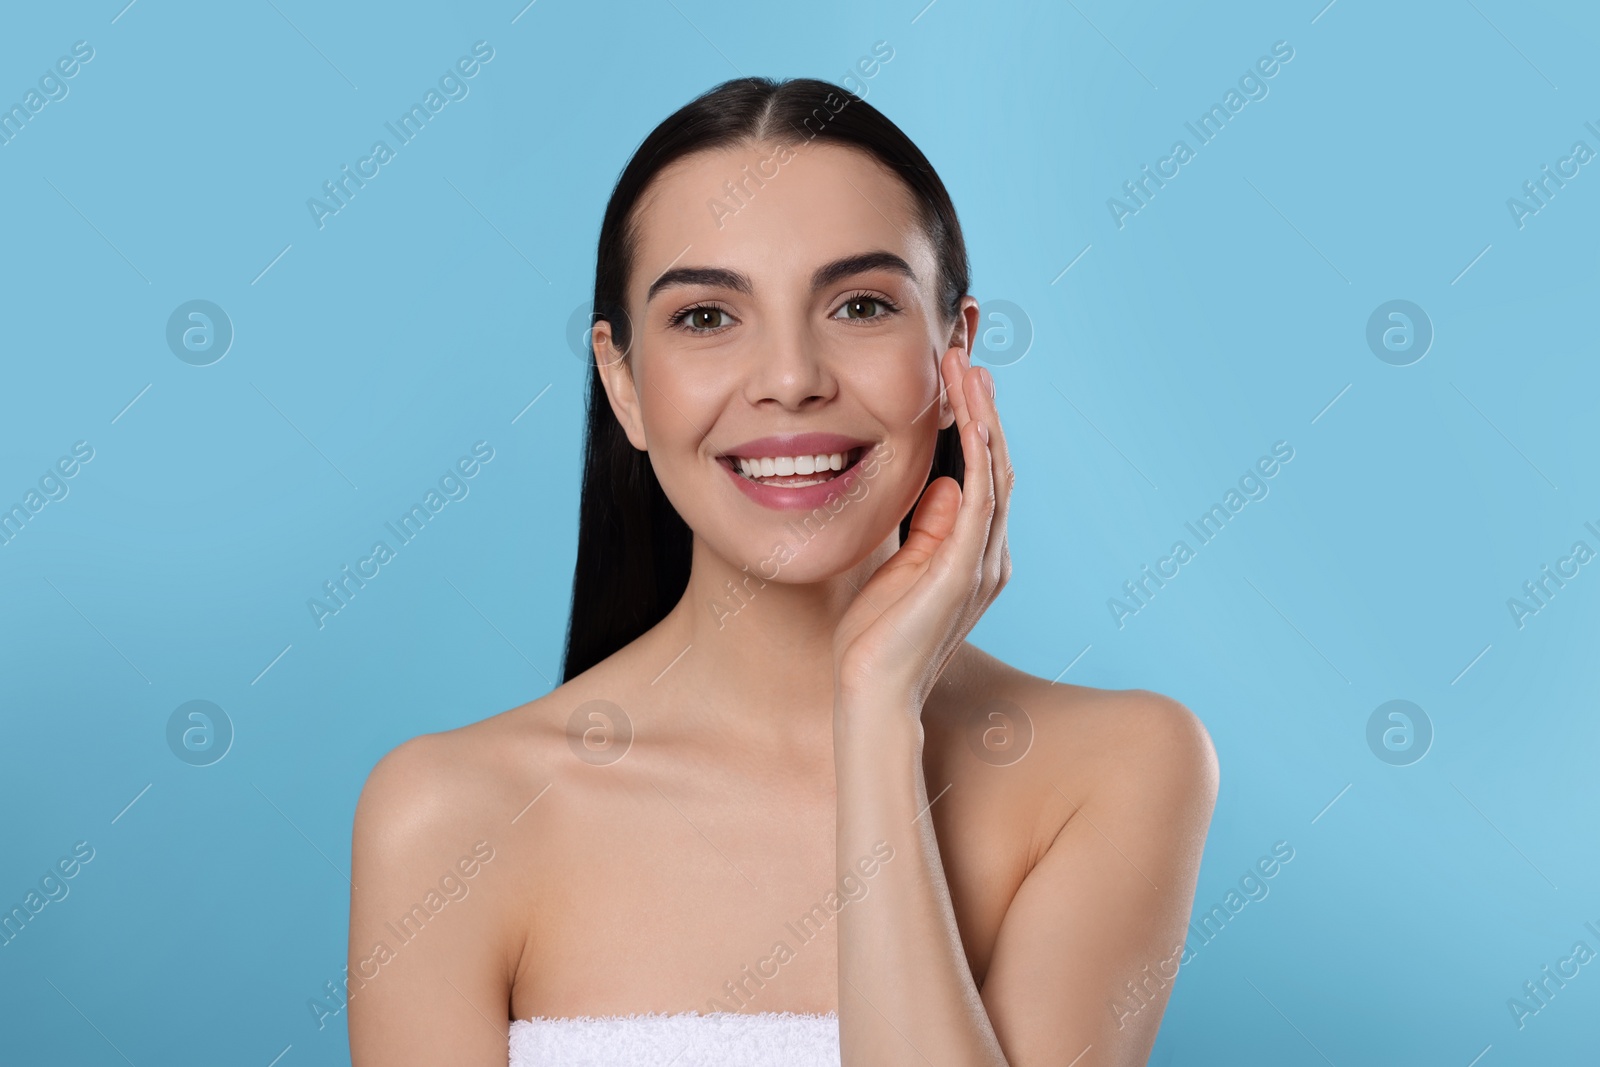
[832,342,1014,710]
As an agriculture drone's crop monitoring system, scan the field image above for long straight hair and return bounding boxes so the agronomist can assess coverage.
[561,76,970,683]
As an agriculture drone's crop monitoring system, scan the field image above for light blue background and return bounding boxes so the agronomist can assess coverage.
[2,1,1596,1064]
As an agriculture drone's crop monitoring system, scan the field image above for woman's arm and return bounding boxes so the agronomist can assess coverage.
[978,691,1217,1065]
[831,346,1216,1065]
[347,734,516,1066]
[833,696,1004,1064]
[834,689,1216,1066]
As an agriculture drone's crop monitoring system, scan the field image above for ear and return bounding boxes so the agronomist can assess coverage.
[937,296,982,431]
[592,318,648,451]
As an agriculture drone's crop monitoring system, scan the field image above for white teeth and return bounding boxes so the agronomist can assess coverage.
[731,449,858,484]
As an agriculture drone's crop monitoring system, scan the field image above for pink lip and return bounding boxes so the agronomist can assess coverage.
[715,432,880,512]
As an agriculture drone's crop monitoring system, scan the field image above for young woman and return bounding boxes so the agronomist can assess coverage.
[348,76,1218,1067]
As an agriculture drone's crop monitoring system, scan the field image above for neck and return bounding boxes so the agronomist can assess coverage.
[648,530,899,725]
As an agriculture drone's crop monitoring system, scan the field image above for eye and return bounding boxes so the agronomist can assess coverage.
[667,303,735,333]
[833,291,900,322]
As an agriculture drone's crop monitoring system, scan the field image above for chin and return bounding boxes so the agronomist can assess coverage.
[685,489,898,582]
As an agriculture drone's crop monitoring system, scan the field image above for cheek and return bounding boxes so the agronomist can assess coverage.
[847,334,942,424]
[635,357,725,454]
[631,357,746,534]
[848,359,946,522]
[874,339,940,391]
[870,343,944,450]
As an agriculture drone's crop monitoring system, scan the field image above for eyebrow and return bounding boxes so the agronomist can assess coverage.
[644,250,917,304]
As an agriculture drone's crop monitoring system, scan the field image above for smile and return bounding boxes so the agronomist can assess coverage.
[715,433,877,511]
[725,448,865,488]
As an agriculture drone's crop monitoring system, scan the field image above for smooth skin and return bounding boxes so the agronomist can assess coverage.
[348,139,1218,1066]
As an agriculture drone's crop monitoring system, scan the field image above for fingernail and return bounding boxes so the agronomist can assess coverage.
[983,367,996,399]
[977,422,990,444]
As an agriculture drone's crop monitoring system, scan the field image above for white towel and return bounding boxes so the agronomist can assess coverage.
[508,1011,840,1067]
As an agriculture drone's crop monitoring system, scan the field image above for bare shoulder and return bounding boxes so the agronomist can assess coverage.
[1045,679,1219,798]
[356,714,518,850]
[921,645,1219,988]
[930,643,1219,806]
[346,680,621,1053]
[351,682,594,866]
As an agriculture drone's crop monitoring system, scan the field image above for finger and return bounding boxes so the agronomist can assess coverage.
[877,414,991,637]
[940,344,972,432]
[968,365,1013,593]
[894,476,962,568]
[944,389,997,586]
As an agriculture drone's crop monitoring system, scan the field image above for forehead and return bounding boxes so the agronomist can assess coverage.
[627,140,936,301]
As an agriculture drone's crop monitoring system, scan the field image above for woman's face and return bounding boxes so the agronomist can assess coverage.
[595,140,975,585]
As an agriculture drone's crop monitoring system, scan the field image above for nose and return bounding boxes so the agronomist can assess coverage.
[744,318,836,411]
